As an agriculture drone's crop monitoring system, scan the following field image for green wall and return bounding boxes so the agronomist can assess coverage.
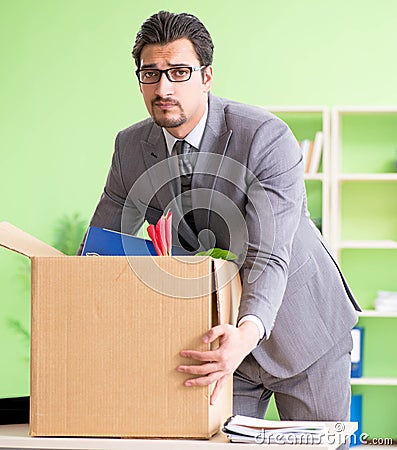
[1,0,396,439]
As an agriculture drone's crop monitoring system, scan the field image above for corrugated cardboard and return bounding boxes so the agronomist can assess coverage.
[0,222,241,439]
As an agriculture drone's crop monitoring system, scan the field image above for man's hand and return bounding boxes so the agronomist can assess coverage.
[177,321,260,405]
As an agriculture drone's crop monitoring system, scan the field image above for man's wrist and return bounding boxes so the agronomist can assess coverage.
[236,320,261,353]
[237,315,265,342]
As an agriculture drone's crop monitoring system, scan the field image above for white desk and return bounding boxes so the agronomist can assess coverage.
[0,423,357,450]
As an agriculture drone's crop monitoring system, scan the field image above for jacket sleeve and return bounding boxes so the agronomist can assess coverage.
[237,118,305,338]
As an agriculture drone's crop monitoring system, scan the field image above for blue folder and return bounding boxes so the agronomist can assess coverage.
[350,394,362,446]
[81,226,190,256]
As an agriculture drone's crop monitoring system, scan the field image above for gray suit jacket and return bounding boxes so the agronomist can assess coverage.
[83,93,360,378]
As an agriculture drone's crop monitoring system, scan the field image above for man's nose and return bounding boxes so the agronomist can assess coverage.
[154,72,175,97]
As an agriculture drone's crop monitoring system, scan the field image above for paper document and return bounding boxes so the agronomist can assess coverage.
[223,415,328,444]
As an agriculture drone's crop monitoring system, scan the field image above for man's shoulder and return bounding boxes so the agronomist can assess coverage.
[214,95,278,124]
[117,117,154,139]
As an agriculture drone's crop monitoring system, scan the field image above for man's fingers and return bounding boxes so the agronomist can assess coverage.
[179,324,254,405]
[203,324,230,344]
[210,376,228,405]
[183,371,221,387]
[178,362,218,375]
[180,349,217,361]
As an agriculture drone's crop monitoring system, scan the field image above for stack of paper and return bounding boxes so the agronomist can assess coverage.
[375,290,397,312]
[223,415,328,444]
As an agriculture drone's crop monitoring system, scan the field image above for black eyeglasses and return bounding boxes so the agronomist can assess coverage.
[136,66,205,84]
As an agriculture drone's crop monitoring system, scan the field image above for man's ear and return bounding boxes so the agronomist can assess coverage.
[202,65,213,92]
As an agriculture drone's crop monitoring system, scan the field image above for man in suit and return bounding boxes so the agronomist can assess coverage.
[81,10,360,435]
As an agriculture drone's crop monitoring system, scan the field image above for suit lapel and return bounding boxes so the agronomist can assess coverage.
[141,124,174,209]
[192,94,233,234]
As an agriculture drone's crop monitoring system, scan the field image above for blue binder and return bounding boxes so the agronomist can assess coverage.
[350,394,362,446]
[81,226,190,256]
[351,327,364,378]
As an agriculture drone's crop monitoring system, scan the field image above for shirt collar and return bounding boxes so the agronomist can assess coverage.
[162,103,208,154]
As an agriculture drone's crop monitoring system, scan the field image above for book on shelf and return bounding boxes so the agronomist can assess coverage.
[351,327,364,378]
[308,131,323,173]
[300,139,314,173]
[223,415,328,444]
[298,131,323,174]
[300,139,311,172]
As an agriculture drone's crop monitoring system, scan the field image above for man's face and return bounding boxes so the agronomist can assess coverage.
[139,38,213,139]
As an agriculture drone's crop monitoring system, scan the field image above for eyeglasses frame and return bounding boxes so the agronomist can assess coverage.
[136,66,206,84]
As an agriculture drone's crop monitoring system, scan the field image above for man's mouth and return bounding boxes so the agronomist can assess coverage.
[156,102,176,110]
[153,98,179,111]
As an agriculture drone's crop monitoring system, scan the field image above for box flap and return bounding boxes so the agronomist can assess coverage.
[0,222,64,258]
[213,259,241,326]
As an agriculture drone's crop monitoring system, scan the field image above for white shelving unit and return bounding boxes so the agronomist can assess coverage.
[330,106,397,256]
[264,106,331,242]
[260,106,397,437]
[332,107,397,438]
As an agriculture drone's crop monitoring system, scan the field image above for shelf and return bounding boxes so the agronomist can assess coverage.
[304,173,323,181]
[359,310,397,317]
[351,377,397,386]
[264,106,328,113]
[335,106,397,114]
[338,173,397,182]
[339,240,397,249]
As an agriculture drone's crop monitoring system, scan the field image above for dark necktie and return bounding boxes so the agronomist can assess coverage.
[172,140,197,233]
[172,139,194,178]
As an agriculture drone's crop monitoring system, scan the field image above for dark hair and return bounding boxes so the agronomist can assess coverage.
[132,11,214,69]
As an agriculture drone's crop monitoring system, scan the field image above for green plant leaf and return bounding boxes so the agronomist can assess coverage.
[7,318,30,342]
[52,213,88,255]
[196,248,237,261]
[16,258,31,292]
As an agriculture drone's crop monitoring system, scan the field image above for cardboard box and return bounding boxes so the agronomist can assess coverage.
[0,222,241,438]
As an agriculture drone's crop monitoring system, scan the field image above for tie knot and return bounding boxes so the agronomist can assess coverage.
[173,139,190,156]
[172,140,195,178]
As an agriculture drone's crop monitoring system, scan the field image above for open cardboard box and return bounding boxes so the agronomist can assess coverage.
[0,222,241,438]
